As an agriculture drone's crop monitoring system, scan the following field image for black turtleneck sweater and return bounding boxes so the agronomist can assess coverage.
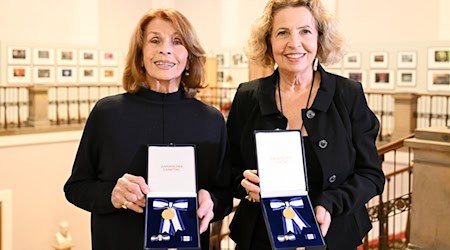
[64,87,232,250]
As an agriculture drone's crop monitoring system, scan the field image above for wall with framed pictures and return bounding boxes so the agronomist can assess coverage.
[321,41,450,93]
[0,43,120,85]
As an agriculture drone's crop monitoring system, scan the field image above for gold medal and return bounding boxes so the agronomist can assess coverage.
[282,207,295,219]
[161,208,175,220]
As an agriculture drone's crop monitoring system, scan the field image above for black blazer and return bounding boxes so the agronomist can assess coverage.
[227,66,385,250]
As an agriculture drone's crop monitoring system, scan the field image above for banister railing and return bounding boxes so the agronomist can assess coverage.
[363,133,415,250]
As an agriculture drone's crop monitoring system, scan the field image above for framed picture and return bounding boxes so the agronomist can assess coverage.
[216,52,230,68]
[33,48,55,65]
[8,46,31,64]
[100,67,119,83]
[397,70,416,87]
[217,69,231,84]
[33,67,55,84]
[57,67,77,83]
[79,49,98,66]
[369,70,394,90]
[343,70,367,88]
[427,70,450,91]
[428,47,450,69]
[7,66,31,83]
[57,49,77,65]
[230,52,248,68]
[397,51,417,69]
[100,50,118,66]
[79,67,99,83]
[370,52,388,68]
[343,52,361,68]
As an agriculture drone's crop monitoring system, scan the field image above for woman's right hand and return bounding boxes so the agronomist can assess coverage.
[111,173,150,213]
[241,169,260,202]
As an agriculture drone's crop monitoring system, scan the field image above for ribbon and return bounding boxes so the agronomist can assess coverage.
[153,199,188,235]
[180,235,193,242]
[277,234,296,242]
[150,234,170,242]
[270,197,310,235]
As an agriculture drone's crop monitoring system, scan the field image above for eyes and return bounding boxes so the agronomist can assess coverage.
[148,37,184,46]
[275,28,313,37]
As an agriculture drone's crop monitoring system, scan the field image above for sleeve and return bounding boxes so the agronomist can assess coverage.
[315,83,385,216]
[63,103,118,215]
[226,84,252,200]
[208,116,234,222]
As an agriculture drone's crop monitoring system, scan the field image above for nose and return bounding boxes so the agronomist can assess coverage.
[159,41,173,55]
[288,33,301,48]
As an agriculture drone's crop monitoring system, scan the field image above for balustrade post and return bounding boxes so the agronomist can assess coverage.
[405,127,450,249]
[392,93,418,140]
[27,85,50,127]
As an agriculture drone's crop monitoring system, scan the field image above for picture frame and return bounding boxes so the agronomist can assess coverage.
[369,70,394,90]
[217,69,231,84]
[397,51,417,69]
[397,70,416,87]
[8,46,31,65]
[370,52,388,68]
[79,67,99,83]
[7,66,31,83]
[216,52,230,68]
[57,49,77,65]
[427,70,450,91]
[100,50,118,66]
[33,66,55,84]
[343,52,361,68]
[100,67,119,83]
[79,49,98,66]
[428,47,450,69]
[343,70,367,88]
[230,52,248,68]
[57,66,77,83]
[33,48,55,65]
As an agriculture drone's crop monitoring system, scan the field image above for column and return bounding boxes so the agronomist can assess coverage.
[404,127,450,250]
[27,85,50,127]
[392,93,419,140]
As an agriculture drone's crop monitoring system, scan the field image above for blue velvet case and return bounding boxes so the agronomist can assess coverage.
[144,197,200,249]
[255,130,326,249]
[144,145,200,250]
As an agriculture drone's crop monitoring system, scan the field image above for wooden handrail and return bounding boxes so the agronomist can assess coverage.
[377,133,415,156]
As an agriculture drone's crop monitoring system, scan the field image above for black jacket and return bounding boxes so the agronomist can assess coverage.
[64,88,232,250]
[227,66,385,250]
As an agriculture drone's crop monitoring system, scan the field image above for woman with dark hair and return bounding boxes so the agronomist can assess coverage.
[64,8,232,250]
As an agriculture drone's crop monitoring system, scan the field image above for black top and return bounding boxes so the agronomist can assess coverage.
[227,66,385,250]
[303,137,323,202]
[64,87,232,250]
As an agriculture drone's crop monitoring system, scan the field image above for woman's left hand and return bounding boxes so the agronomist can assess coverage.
[314,205,331,237]
[197,189,214,234]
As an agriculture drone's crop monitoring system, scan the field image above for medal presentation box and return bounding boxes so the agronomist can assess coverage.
[144,145,200,250]
[255,130,326,249]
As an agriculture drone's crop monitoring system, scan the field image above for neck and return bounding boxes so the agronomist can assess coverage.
[146,79,180,93]
[279,71,315,92]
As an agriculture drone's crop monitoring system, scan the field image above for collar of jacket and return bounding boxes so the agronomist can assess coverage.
[257,64,336,116]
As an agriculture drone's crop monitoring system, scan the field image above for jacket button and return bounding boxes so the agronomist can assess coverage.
[306,110,315,119]
[318,139,328,149]
[328,175,337,183]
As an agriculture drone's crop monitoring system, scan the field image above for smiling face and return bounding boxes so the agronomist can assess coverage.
[270,6,318,77]
[142,17,188,87]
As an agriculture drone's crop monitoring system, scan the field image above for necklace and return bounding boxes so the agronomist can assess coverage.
[277,70,315,130]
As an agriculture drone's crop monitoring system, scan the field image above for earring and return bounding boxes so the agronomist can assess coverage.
[313,58,319,71]
[184,70,190,76]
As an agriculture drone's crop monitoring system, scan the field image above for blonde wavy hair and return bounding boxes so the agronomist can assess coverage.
[246,0,346,68]
[122,8,206,97]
